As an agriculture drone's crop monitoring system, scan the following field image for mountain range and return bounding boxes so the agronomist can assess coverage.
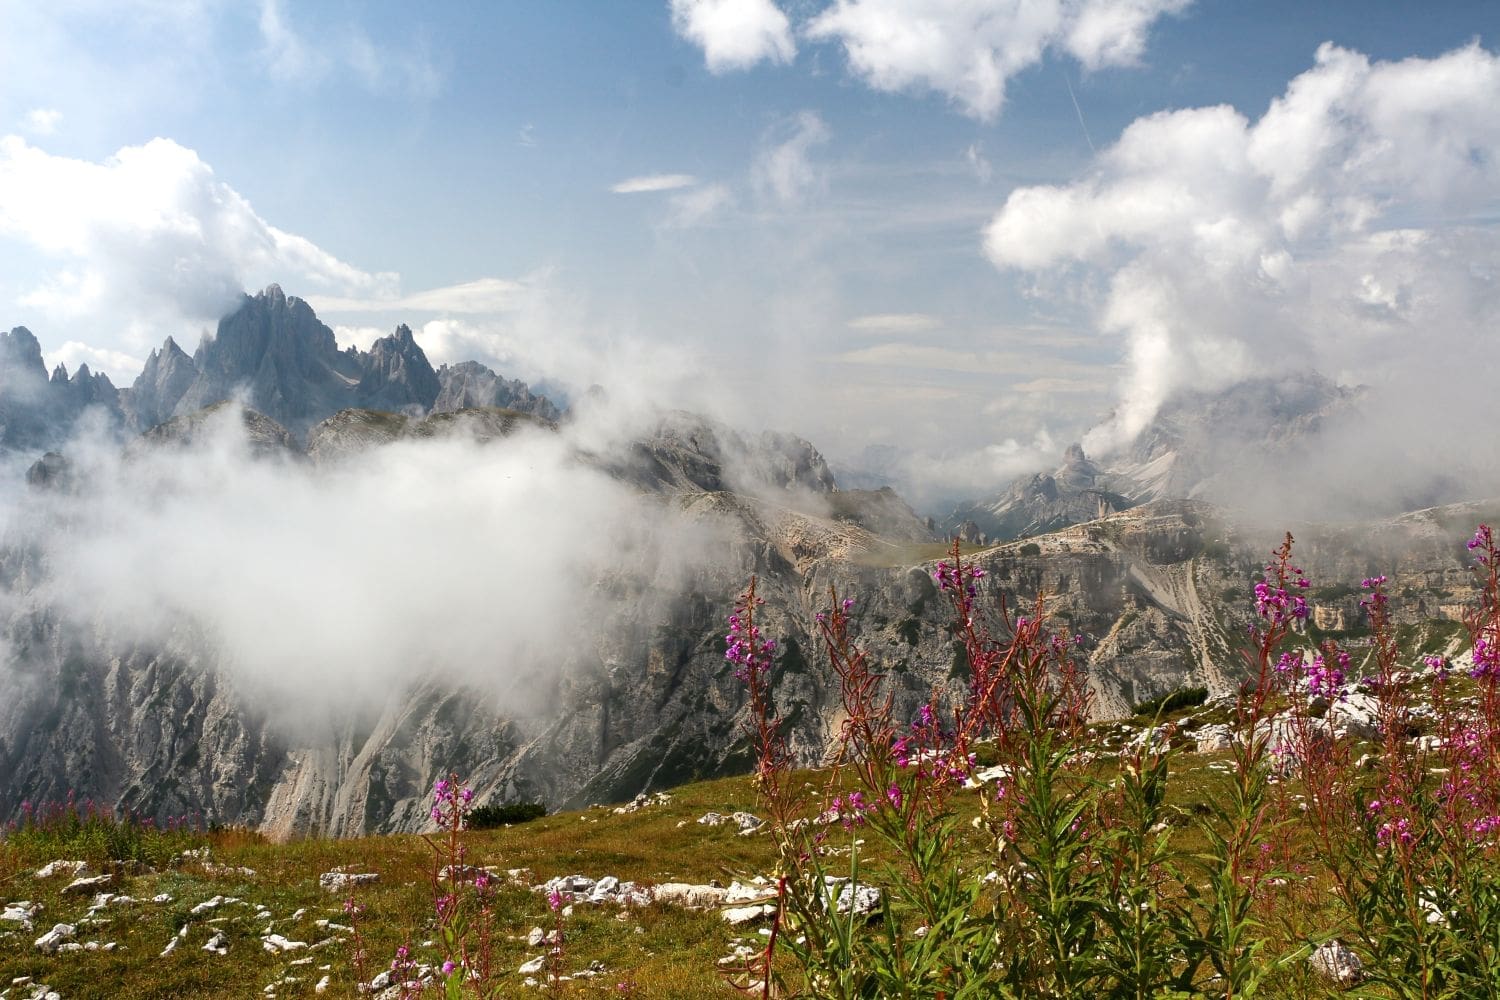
[943,372,1364,543]
[0,289,1484,838]
[0,285,559,450]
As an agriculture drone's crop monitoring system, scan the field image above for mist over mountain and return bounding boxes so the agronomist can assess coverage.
[0,287,1494,839]
[939,371,1426,543]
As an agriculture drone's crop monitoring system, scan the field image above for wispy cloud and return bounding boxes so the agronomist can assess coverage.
[257,0,442,98]
[753,111,828,204]
[664,183,733,228]
[22,108,61,136]
[847,312,941,333]
[308,277,529,314]
[611,173,698,194]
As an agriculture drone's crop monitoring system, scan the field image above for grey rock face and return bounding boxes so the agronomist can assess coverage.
[434,361,561,423]
[946,374,1362,543]
[125,337,197,431]
[109,286,560,439]
[358,325,440,413]
[945,442,1133,542]
[0,327,123,450]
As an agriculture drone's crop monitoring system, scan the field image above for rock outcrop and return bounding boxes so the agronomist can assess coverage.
[0,327,123,449]
[3,287,561,450]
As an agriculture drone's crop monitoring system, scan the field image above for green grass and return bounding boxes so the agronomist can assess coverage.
[0,775,790,998]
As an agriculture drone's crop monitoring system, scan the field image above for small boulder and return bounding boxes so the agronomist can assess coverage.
[34,923,76,955]
[1309,939,1363,986]
[319,872,379,892]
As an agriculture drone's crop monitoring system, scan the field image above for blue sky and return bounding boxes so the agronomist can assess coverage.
[1,0,1497,500]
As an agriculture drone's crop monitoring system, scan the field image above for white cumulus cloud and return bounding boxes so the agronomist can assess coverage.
[670,0,796,72]
[983,41,1500,507]
[806,0,1190,120]
[0,135,396,366]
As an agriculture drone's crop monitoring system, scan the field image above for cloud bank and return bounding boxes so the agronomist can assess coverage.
[808,0,1189,119]
[8,401,723,728]
[985,41,1500,514]
[0,136,395,361]
[671,0,1188,118]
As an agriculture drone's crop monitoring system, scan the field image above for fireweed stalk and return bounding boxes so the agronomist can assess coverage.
[1189,533,1309,999]
[723,578,801,997]
[1326,528,1500,998]
[731,542,1192,997]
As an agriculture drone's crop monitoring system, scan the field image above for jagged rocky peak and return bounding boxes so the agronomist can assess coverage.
[359,324,441,413]
[618,410,837,496]
[128,335,200,430]
[945,373,1363,543]
[943,441,1131,544]
[433,360,562,422]
[109,285,561,437]
[1,325,47,379]
[0,326,123,449]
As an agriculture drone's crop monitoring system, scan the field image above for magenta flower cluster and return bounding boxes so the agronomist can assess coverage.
[726,599,776,682]
[1469,524,1494,562]
[431,776,474,826]
[1254,566,1309,624]
[933,560,986,615]
[1274,649,1347,697]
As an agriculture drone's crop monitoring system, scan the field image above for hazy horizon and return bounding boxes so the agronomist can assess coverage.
[2,1,1498,509]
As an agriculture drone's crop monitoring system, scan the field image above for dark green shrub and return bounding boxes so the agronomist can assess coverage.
[465,800,546,829]
[1132,685,1209,717]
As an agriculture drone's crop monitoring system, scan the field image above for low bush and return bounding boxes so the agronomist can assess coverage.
[464,800,546,829]
[1,793,206,866]
[1133,684,1210,717]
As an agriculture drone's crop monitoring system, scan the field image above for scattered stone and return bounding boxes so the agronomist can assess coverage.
[536,873,651,907]
[262,933,308,953]
[732,812,765,835]
[822,877,881,916]
[33,924,76,955]
[1325,692,1381,741]
[34,861,90,880]
[968,764,1014,786]
[519,955,546,975]
[1192,723,1235,754]
[190,896,228,916]
[319,871,379,892]
[160,937,179,957]
[1,901,40,932]
[203,932,229,956]
[1309,939,1363,986]
[699,809,768,833]
[652,883,728,909]
[315,976,330,994]
[152,893,173,904]
[722,904,776,926]
[612,791,672,814]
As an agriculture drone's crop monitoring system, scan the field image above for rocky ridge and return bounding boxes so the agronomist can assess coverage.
[0,286,561,451]
[0,292,1490,839]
